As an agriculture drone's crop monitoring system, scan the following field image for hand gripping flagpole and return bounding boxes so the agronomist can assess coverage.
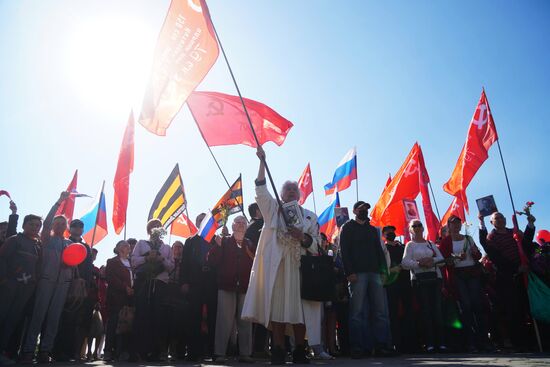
[206,6,286,214]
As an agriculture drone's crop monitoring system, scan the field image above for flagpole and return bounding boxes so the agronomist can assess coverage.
[123,219,127,241]
[90,180,105,247]
[311,189,318,215]
[355,152,359,202]
[496,140,517,215]
[237,174,250,222]
[495,127,543,352]
[206,10,285,212]
[428,182,442,221]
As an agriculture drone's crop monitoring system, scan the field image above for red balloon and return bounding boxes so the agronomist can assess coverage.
[62,243,87,266]
[536,230,550,245]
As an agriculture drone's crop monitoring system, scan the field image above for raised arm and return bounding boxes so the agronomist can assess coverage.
[41,191,70,244]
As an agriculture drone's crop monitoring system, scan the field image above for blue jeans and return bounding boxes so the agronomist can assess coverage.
[348,272,391,351]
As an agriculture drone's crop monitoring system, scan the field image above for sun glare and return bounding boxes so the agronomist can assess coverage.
[67,16,157,116]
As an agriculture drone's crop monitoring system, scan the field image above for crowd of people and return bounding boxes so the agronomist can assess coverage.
[0,149,549,365]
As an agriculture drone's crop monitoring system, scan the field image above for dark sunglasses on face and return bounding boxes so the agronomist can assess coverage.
[411,224,423,228]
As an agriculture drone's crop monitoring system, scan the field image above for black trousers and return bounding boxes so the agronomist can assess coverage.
[386,279,415,352]
[414,279,444,347]
[0,281,35,354]
[133,279,170,358]
[186,282,217,358]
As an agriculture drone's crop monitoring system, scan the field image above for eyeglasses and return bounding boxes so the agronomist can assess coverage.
[411,224,423,228]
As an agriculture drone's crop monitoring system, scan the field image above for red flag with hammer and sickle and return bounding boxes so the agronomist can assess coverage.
[443,89,498,213]
[187,91,293,147]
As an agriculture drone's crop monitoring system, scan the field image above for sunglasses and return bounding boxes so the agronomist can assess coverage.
[411,224,423,228]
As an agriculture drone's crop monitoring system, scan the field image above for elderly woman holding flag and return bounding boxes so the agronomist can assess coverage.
[242,147,320,365]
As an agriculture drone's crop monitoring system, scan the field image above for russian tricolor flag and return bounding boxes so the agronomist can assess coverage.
[324,147,357,195]
[318,192,340,241]
[198,211,218,242]
[81,183,108,246]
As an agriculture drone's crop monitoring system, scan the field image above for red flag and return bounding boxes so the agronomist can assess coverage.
[139,0,219,136]
[113,111,135,235]
[0,190,11,199]
[187,91,293,147]
[371,144,423,236]
[371,143,439,239]
[384,174,392,189]
[441,195,466,226]
[171,213,198,238]
[298,163,313,205]
[443,89,498,212]
[56,170,78,223]
[417,149,440,242]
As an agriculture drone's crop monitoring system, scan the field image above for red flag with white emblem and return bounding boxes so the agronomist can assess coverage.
[171,213,198,238]
[441,195,466,226]
[298,163,313,205]
[139,0,219,136]
[443,89,498,212]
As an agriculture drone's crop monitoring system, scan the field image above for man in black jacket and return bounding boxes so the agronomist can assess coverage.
[340,201,392,358]
[180,213,218,361]
[0,214,41,364]
[478,211,536,349]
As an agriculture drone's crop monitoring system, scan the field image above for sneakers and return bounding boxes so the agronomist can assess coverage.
[314,351,334,360]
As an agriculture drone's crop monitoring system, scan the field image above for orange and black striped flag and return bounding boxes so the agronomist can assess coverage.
[211,175,244,226]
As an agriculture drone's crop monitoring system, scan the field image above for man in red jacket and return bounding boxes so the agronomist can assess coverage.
[208,215,254,363]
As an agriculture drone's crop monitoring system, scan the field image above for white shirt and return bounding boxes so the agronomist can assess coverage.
[401,240,444,279]
[452,238,475,268]
[120,258,134,287]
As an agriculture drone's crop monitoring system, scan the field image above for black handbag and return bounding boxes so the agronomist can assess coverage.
[300,255,335,301]
[414,271,438,285]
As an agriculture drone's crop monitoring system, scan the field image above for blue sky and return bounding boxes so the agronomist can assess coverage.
[1,1,549,265]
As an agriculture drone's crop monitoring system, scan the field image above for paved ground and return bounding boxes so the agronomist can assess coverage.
[52,353,549,367]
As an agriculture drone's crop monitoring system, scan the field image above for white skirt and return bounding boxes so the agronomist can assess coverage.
[269,253,304,324]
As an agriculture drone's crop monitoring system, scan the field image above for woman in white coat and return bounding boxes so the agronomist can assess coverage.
[241,147,319,365]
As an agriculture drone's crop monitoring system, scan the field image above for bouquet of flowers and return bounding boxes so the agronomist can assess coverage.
[143,227,167,281]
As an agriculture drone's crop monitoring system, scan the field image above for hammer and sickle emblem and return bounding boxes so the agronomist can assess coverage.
[404,158,418,177]
[472,103,488,129]
[207,100,224,116]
